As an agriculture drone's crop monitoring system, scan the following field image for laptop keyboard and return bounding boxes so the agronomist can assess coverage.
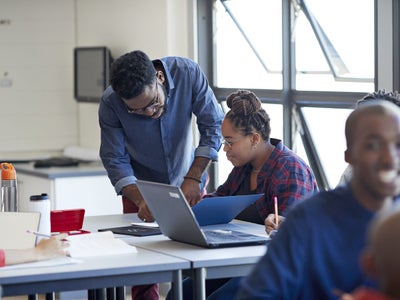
[204,229,262,241]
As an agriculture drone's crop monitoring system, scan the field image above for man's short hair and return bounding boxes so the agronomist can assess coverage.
[110,50,156,99]
[345,101,400,149]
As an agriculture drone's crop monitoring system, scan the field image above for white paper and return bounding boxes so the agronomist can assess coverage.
[1,257,82,270]
[66,231,137,258]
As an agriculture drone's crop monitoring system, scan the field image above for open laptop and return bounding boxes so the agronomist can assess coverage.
[0,212,40,249]
[136,180,270,248]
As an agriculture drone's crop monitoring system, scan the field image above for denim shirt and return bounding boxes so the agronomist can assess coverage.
[99,56,224,194]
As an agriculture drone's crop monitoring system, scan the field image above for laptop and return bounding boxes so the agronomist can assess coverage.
[192,193,264,226]
[0,212,40,249]
[136,180,270,248]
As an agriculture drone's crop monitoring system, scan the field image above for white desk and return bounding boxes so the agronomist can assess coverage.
[0,246,189,300]
[84,214,268,300]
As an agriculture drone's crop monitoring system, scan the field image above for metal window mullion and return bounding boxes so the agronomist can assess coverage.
[282,0,295,148]
[393,0,400,91]
[294,105,330,191]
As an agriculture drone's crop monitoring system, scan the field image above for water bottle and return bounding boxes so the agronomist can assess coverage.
[1,162,18,212]
[29,193,51,243]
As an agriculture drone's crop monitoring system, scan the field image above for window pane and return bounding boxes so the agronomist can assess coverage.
[217,103,283,184]
[214,0,282,89]
[295,0,374,92]
[301,107,352,187]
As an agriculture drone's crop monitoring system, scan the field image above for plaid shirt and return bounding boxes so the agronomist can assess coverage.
[208,138,318,221]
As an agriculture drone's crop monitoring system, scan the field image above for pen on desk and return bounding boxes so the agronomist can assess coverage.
[274,196,278,226]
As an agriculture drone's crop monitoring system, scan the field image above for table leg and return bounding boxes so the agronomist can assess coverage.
[96,288,106,299]
[45,292,55,300]
[172,270,183,300]
[88,288,107,300]
[106,287,115,300]
[115,286,126,300]
[193,268,206,300]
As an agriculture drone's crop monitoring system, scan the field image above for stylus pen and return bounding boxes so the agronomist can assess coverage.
[274,196,279,225]
[26,229,51,238]
[27,230,70,243]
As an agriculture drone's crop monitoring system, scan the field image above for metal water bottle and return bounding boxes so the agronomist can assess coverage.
[1,162,18,212]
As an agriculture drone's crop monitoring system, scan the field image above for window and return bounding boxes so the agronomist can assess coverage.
[300,107,352,187]
[203,0,376,190]
[294,0,374,92]
[214,0,282,89]
[213,0,374,92]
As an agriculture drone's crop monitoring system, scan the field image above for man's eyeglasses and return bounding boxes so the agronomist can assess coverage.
[126,81,160,114]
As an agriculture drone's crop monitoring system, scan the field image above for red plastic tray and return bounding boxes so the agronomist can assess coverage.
[50,208,90,235]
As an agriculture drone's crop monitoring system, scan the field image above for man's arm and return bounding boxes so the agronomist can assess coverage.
[122,184,154,222]
[181,156,212,206]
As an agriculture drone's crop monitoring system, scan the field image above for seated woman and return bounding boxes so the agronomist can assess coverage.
[0,234,68,266]
[167,89,318,299]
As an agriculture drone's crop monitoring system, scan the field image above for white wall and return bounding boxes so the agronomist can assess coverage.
[0,0,194,157]
[0,0,77,156]
[75,0,194,149]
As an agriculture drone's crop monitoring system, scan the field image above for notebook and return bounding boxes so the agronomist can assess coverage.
[192,193,264,226]
[0,212,40,249]
[136,180,270,248]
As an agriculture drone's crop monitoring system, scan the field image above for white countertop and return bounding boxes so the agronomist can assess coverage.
[13,162,107,179]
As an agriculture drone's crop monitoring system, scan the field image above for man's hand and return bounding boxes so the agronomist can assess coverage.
[181,178,202,206]
[182,157,212,206]
[136,200,154,222]
[122,184,154,222]
[264,213,285,234]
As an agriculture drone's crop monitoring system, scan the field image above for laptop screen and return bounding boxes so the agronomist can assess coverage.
[0,212,40,249]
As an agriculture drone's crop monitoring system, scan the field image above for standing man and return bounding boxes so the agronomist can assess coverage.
[99,50,224,299]
[236,100,400,299]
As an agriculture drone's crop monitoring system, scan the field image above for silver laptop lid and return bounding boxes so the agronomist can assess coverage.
[136,180,209,247]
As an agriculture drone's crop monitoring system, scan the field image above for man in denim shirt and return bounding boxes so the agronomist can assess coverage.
[99,50,223,299]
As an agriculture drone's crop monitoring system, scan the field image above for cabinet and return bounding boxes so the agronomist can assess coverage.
[15,163,122,216]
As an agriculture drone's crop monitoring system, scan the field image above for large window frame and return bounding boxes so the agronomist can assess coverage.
[197,0,399,191]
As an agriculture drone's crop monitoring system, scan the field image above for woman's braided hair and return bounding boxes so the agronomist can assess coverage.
[225,89,271,141]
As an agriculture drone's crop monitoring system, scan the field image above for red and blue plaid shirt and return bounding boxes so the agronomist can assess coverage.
[207,139,318,221]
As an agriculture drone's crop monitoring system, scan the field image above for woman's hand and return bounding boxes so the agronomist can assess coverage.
[34,233,69,260]
[264,214,285,235]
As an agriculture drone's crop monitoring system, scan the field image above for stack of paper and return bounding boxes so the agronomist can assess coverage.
[66,231,137,258]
